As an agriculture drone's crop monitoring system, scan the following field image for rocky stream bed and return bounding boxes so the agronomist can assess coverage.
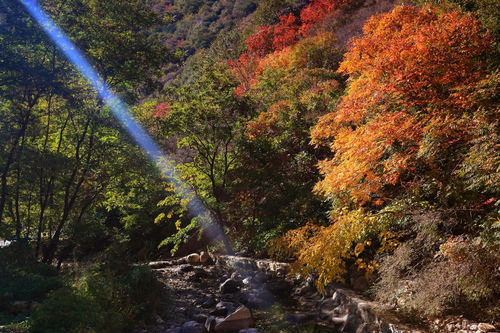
[132,254,498,333]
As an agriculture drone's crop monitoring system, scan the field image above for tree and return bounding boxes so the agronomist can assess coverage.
[312,5,493,204]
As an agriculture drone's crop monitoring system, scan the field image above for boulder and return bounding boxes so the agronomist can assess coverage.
[283,313,316,324]
[478,323,496,332]
[181,321,204,333]
[200,251,211,264]
[242,277,252,286]
[8,301,30,313]
[201,297,217,308]
[252,272,267,284]
[209,301,235,316]
[187,253,201,265]
[220,279,240,293]
[215,306,254,333]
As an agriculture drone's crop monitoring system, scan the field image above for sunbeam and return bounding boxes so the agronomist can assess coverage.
[18,0,232,252]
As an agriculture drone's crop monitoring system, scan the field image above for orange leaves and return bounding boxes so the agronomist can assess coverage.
[153,102,171,118]
[339,6,492,110]
[312,5,493,204]
[247,101,291,139]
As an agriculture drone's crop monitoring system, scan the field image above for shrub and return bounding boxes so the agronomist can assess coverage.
[30,288,104,333]
[374,215,500,321]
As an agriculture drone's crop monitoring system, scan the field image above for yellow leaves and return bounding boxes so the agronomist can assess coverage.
[270,209,387,289]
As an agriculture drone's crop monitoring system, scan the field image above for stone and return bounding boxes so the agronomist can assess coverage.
[205,317,217,332]
[242,277,252,286]
[267,280,290,294]
[470,324,479,330]
[181,321,203,333]
[8,301,30,313]
[220,279,240,293]
[154,314,165,324]
[252,272,267,284]
[172,264,193,273]
[192,313,208,323]
[210,302,235,316]
[187,253,201,265]
[478,323,496,332]
[215,306,254,333]
[165,329,182,333]
[201,297,217,308]
[283,313,315,324]
[199,251,210,264]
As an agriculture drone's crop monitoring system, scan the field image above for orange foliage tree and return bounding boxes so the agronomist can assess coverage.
[312,5,493,204]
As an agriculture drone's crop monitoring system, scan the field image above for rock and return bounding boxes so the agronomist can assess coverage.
[165,329,182,333]
[267,280,290,294]
[470,324,479,330]
[200,251,210,264]
[242,277,252,286]
[239,329,261,333]
[283,313,316,324]
[154,314,165,324]
[231,272,241,281]
[205,317,217,332]
[181,321,203,333]
[192,313,208,323]
[242,289,274,309]
[252,272,267,284]
[201,297,217,308]
[2,292,13,300]
[187,253,201,265]
[478,323,496,332]
[210,302,235,316]
[172,264,194,273]
[215,306,254,333]
[8,301,30,313]
[220,279,240,293]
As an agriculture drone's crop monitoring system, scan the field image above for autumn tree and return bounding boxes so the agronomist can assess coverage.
[312,5,493,204]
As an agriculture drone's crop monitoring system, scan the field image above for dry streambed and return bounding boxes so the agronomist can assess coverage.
[135,254,497,333]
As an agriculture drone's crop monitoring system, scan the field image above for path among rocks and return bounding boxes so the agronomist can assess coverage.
[136,255,497,333]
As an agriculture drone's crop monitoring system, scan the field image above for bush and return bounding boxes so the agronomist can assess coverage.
[29,264,162,333]
[77,265,161,331]
[373,214,500,321]
[30,288,103,333]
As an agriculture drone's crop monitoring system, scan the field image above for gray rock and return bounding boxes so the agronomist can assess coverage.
[252,272,267,284]
[164,328,182,333]
[181,321,203,333]
[220,279,240,293]
[283,313,316,324]
[192,313,208,323]
[205,317,216,332]
[8,301,30,313]
[201,297,217,308]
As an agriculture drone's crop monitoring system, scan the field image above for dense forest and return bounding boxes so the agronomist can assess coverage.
[0,0,498,332]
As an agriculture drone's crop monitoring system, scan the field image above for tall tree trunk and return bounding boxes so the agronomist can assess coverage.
[0,114,29,224]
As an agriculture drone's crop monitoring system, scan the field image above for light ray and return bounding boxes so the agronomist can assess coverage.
[19,0,231,252]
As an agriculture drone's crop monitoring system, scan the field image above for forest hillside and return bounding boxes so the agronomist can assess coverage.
[0,0,498,332]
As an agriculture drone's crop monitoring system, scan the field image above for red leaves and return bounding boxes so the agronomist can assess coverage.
[153,102,171,118]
